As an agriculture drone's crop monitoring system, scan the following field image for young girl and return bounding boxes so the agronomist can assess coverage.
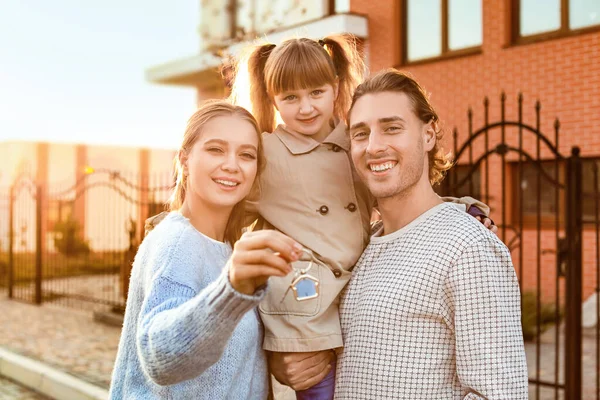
[232,35,491,399]
[109,101,303,399]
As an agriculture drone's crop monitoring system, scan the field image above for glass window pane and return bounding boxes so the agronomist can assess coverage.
[570,0,600,29]
[520,162,559,217]
[452,165,482,199]
[583,159,600,222]
[520,0,561,36]
[449,0,482,50]
[407,0,441,61]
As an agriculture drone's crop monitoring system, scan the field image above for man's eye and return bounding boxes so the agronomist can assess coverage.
[385,126,402,133]
[352,132,368,139]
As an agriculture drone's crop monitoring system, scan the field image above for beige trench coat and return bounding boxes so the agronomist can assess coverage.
[255,122,373,352]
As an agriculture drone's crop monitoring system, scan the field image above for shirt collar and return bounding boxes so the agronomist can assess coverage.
[274,120,350,155]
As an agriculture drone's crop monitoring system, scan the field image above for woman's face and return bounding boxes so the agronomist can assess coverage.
[183,115,259,211]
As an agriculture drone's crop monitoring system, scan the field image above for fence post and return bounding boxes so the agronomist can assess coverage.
[564,146,583,400]
[35,184,42,305]
[8,185,14,299]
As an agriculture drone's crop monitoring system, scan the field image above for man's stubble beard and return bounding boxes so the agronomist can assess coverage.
[368,141,426,202]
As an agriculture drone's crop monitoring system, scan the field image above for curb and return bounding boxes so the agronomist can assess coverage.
[0,347,109,400]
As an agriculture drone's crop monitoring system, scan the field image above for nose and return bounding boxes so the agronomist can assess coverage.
[299,96,313,114]
[221,152,240,173]
[366,130,387,156]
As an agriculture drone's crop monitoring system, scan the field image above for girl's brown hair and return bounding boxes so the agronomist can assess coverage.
[169,100,266,244]
[348,69,453,186]
[232,34,366,133]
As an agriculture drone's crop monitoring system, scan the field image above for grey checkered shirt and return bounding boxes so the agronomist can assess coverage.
[336,203,528,399]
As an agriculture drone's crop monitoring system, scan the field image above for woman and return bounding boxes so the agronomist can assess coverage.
[109,100,301,399]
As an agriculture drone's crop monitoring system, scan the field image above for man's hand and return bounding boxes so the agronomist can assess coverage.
[474,215,498,235]
[268,350,335,391]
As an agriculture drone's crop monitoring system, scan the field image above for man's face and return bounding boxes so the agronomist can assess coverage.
[348,91,435,200]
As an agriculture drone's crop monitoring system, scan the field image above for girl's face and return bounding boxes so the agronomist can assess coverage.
[273,83,338,142]
[182,115,259,212]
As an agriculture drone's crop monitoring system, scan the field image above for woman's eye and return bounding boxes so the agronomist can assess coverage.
[240,153,256,160]
[311,90,323,96]
[207,147,224,153]
[283,95,296,101]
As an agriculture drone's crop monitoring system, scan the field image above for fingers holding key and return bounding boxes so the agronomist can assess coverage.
[229,230,303,295]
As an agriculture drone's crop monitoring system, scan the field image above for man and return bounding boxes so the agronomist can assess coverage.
[271,69,528,399]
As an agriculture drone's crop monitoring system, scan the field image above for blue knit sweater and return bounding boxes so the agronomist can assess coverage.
[109,212,269,399]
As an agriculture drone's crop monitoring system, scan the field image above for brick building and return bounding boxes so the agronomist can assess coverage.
[147,0,600,304]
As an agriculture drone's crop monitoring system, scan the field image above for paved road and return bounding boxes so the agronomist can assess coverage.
[0,295,120,388]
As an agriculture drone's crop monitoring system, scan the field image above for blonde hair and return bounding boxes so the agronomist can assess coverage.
[348,69,452,186]
[231,34,366,133]
[169,100,266,244]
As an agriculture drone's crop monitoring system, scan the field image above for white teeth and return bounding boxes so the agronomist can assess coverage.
[215,179,238,187]
[369,162,396,172]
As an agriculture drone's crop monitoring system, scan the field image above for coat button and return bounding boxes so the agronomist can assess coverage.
[331,145,341,152]
[333,269,342,278]
[318,205,329,215]
[346,203,357,212]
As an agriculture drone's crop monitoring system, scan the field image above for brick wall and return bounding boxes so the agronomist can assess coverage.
[351,0,600,303]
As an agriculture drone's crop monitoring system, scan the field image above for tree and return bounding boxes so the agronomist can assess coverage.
[52,216,90,257]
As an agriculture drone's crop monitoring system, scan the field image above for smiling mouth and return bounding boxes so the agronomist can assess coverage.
[298,116,318,124]
[213,179,239,187]
[369,161,397,173]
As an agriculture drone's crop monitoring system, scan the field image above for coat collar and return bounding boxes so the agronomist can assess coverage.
[273,120,350,155]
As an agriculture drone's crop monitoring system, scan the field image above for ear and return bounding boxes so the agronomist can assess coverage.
[178,150,189,177]
[423,121,436,152]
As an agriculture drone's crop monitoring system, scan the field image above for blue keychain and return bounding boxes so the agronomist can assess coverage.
[281,248,321,302]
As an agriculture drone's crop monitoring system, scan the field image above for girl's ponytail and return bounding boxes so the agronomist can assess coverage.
[247,43,277,133]
[322,35,366,121]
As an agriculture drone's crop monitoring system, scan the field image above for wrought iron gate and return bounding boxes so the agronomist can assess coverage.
[5,169,172,314]
[441,94,598,400]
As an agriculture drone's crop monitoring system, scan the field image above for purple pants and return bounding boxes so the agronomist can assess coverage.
[295,362,336,400]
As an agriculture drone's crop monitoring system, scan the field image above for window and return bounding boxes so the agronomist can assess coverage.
[515,0,600,41]
[582,159,600,222]
[437,164,482,199]
[511,158,600,225]
[514,161,561,223]
[404,0,482,62]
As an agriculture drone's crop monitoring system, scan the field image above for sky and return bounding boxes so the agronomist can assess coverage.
[0,0,199,149]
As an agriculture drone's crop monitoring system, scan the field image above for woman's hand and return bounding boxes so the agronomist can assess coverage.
[229,230,302,295]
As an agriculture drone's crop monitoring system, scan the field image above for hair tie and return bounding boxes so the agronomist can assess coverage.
[318,39,325,47]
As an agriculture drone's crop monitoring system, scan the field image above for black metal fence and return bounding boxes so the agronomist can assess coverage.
[1,169,173,314]
[441,94,599,399]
